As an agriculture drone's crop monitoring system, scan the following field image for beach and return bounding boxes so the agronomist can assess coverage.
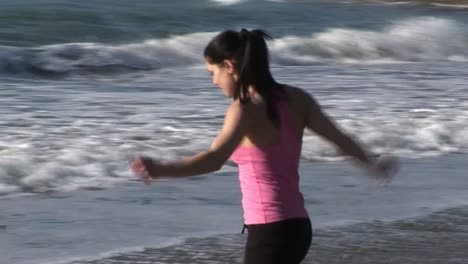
[1,1,468,263]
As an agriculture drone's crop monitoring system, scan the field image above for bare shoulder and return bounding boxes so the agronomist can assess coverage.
[225,100,255,125]
[283,84,302,96]
[283,84,316,110]
[283,85,311,102]
[227,99,255,114]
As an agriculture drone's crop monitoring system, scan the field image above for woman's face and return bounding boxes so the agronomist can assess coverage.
[205,60,238,98]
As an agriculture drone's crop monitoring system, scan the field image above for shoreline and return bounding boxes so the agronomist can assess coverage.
[63,205,468,264]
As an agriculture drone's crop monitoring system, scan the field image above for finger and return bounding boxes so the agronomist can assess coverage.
[378,173,394,187]
[142,170,153,185]
[142,177,152,185]
[377,176,388,187]
[130,159,148,174]
[136,170,152,184]
[130,164,143,176]
[137,168,150,178]
[378,178,389,187]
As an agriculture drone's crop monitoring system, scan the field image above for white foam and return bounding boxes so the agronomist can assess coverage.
[43,238,185,264]
[209,0,246,5]
[271,17,467,63]
[1,52,468,196]
[1,101,467,195]
[349,0,468,8]
[432,3,468,8]
[0,32,215,75]
[1,17,466,76]
[0,183,19,194]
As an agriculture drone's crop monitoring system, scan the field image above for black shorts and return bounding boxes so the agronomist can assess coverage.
[243,218,312,264]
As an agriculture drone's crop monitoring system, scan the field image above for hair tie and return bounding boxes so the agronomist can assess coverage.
[240,28,250,42]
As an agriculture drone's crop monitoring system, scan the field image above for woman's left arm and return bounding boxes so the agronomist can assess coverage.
[130,101,250,181]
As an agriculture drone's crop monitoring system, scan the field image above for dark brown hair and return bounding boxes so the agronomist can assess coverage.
[204,29,286,126]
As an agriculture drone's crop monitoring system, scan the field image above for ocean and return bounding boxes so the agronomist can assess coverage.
[1,0,467,263]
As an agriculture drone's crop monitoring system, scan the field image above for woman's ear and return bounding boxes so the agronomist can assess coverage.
[223,60,236,74]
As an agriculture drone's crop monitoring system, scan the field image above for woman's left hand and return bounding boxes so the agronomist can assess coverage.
[370,155,399,186]
[129,156,160,184]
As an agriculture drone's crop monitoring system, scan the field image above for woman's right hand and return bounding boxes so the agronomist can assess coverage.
[129,156,159,185]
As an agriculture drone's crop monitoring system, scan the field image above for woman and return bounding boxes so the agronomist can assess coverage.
[130,29,396,264]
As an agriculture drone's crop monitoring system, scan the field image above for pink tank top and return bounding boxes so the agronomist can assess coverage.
[231,99,309,225]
